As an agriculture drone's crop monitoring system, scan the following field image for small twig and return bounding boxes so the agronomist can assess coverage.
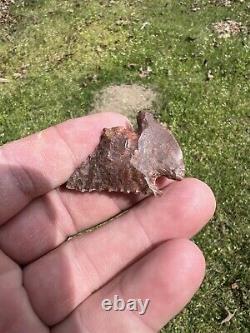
[221,308,236,324]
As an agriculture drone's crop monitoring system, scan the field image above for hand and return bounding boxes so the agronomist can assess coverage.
[0,113,216,333]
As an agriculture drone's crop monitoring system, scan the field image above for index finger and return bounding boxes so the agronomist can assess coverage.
[0,112,128,224]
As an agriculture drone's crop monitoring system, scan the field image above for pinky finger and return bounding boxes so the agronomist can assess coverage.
[52,239,205,333]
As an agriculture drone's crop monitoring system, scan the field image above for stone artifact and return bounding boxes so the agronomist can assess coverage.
[66,112,185,195]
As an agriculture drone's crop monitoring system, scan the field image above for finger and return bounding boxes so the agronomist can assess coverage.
[23,178,215,325]
[0,250,48,333]
[52,239,205,333]
[0,112,128,224]
[0,187,144,264]
[0,177,171,264]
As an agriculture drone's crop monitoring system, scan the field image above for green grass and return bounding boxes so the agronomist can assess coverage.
[0,0,249,332]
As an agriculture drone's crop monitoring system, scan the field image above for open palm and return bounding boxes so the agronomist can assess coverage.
[0,113,215,333]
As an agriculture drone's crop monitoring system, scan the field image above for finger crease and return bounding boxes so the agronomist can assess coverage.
[53,125,78,168]
[131,208,153,250]
[1,149,37,200]
[72,241,102,293]
[54,189,78,237]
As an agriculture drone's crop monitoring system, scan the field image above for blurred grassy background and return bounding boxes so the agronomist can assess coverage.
[0,0,249,332]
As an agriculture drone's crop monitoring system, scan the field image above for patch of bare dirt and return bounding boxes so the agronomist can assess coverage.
[212,19,247,38]
[92,84,157,122]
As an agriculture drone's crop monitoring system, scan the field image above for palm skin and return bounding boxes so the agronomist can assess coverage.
[0,113,216,333]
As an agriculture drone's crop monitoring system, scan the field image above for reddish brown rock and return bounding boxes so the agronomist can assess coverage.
[66,112,185,195]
